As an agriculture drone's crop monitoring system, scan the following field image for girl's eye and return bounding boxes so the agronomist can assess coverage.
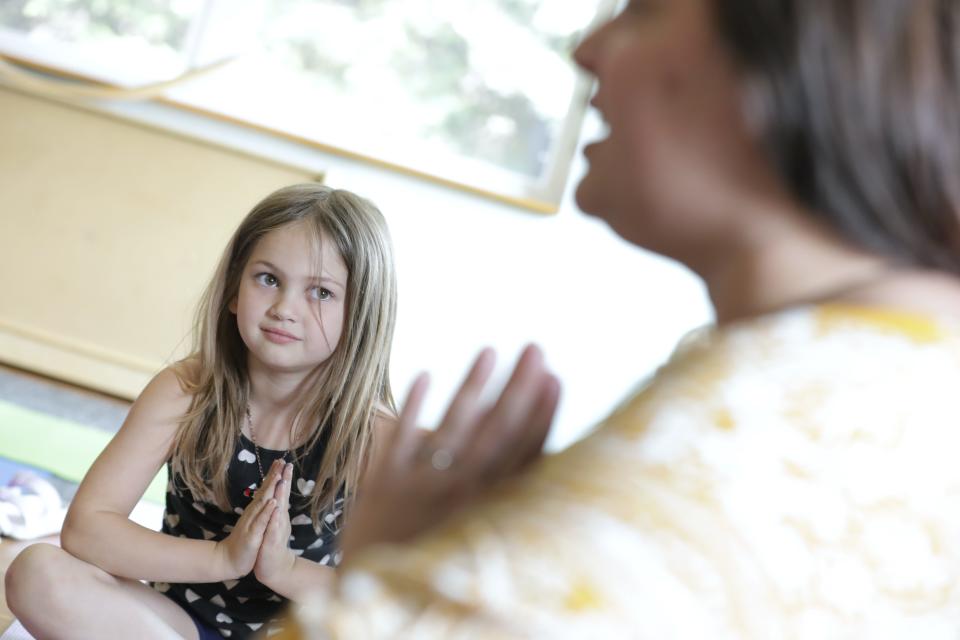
[255,273,279,287]
[309,287,332,301]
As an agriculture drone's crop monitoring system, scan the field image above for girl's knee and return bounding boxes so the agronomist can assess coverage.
[6,543,74,616]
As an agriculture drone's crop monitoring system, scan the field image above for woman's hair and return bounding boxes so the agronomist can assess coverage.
[714,0,960,272]
[171,183,397,526]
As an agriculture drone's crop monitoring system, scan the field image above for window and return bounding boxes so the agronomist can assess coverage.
[0,0,616,211]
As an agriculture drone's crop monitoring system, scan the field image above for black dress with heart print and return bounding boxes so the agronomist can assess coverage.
[152,431,343,639]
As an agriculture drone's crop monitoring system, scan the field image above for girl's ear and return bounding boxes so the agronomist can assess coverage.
[228,296,238,314]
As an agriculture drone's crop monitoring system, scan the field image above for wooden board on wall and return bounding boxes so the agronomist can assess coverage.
[0,86,316,399]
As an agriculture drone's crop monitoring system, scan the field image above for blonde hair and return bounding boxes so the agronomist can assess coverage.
[171,183,397,526]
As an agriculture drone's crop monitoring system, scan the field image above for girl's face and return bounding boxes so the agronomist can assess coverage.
[230,221,348,377]
[573,0,774,258]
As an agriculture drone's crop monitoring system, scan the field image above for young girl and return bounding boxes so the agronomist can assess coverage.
[6,183,398,639]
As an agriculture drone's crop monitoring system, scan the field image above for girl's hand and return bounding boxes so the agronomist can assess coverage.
[214,460,282,579]
[340,344,561,562]
[254,462,296,588]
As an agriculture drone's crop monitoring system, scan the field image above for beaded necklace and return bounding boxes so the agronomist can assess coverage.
[244,405,289,486]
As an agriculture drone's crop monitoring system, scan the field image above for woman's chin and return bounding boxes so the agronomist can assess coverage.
[573,177,605,217]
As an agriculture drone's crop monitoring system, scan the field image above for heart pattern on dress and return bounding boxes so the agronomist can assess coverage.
[296,478,315,495]
[185,588,200,603]
[216,612,233,624]
[211,594,226,607]
[238,449,256,464]
[291,514,312,526]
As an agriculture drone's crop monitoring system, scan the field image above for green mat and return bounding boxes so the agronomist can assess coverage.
[0,400,166,504]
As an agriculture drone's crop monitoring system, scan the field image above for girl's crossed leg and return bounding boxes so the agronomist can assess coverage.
[5,543,197,640]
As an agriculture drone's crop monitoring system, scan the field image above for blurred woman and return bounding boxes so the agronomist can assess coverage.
[284,1,960,637]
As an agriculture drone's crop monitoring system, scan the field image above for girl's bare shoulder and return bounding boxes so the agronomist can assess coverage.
[132,361,199,424]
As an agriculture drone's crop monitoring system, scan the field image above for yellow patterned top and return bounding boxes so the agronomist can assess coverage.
[287,305,960,639]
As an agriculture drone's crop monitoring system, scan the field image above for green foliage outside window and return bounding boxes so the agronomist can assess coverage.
[0,0,195,51]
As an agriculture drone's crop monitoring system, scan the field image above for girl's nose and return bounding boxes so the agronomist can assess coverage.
[268,293,296,322]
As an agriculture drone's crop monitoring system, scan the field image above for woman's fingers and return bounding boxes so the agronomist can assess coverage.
[432,348,497,450]
[529,374,561,451]
[498,373,561,476]
[389,372,431,466]
[469,345,548,462]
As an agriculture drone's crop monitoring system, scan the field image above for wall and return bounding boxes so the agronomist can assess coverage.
[0,84,712,449]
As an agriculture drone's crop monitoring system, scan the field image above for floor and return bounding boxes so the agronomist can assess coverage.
[0,363,131,435]
[0,363,131,633]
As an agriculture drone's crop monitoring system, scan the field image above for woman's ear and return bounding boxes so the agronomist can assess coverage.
[228,296,238,314]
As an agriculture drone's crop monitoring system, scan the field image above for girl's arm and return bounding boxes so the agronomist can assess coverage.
[61,366,276,583]
[262,556,336,601]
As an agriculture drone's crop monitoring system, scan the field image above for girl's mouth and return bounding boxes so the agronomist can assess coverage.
[262,327,300,344]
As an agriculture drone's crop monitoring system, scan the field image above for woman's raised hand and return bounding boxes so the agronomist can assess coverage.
[214,460,282,579]
[254,462,296,588]
[340,344,561,562]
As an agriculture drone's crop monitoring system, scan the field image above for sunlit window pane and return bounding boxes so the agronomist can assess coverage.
[0,0,203,82]
[242,0,590,179]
